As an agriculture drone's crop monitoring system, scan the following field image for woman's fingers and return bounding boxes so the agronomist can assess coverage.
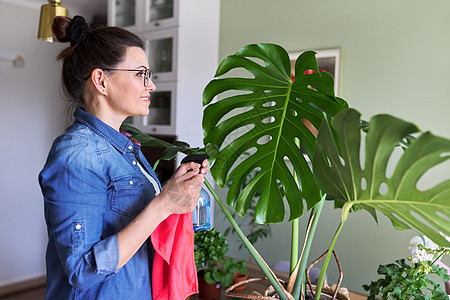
[173,161,201,178]
[155,158,210,216]
[158,171,204,215]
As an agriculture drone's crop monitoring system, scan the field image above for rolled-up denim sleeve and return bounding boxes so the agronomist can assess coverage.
[40,134,119,290]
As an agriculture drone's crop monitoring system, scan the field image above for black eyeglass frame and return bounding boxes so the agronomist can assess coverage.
[103,68,153,87]
[84,68,153,87]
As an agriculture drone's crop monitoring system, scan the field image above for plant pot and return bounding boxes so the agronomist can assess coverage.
[198,277,222,300]
[231,271,248,292]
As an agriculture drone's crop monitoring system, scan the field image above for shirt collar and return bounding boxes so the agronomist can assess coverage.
[73,107,135,154]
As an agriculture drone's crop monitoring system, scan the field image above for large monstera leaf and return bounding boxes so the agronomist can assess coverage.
[202,43,348,223]
[313,108,450,247]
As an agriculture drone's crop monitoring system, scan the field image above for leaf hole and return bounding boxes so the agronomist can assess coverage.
[220,124,256,152]
[339,156,346,167]
[441,152,450,158]
[217,105,254,125]
[436,211,450,222]
[290,109,298,116]
[410,211,436,232]
[385,146,402,179]
[439,231,450,242]
[264,90,272,94]
[261,117,275,124]
[307,84,318,92]
[416,157,450,191]
[222,67,256,79]
[262,101,276,107]
[212,90,254,105]
[378,182,388,196]
[227,149,259,180]
[257,135,272,145]
[361,177,367,191]
[246,57,267,68]
[391,212,421,233]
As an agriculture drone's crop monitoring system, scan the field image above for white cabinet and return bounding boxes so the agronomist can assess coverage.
[144,28,178,82]
[108,0,220,148]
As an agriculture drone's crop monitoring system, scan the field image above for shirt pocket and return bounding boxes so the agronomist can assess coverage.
[111,176,149,216]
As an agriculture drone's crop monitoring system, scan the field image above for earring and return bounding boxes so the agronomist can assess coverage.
[103,89,106,94]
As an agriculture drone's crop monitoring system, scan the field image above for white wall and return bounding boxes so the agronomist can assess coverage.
[0,3,67,287]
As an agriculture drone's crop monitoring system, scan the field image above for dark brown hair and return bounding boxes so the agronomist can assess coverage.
[52,16,145,105]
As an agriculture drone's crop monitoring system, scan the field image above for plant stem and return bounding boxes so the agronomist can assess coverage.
[291,196,326,299]
[291,218,299,274]
[314,221,345,300]
[204,179,291,300]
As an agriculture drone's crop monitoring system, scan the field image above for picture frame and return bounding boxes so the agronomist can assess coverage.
[288,48,341,96]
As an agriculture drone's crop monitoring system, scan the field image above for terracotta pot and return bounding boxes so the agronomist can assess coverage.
[231,271,248,292]
[198,277,222,300]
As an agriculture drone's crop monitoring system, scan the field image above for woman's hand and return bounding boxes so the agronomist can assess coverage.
[115,160,209,269]
[156,160,209,216]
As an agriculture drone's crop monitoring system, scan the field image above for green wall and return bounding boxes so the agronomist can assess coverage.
[214,0,450,294]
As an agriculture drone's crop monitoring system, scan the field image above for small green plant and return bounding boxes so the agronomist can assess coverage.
[194,228,245,287]
[363,236,450,299]
[223,257,247,276]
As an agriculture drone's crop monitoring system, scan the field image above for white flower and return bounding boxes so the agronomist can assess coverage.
[410,236,423,247]
[411,249,434,263]
[424,236,439,251]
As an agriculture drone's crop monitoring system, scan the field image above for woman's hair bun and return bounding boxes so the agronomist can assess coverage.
[52,15,90,46]
[52,16,72,43]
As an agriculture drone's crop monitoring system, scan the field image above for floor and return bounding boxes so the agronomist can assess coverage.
[0,286,45,300]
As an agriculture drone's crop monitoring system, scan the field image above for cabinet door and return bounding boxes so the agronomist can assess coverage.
[141,81,176,135]
[107,0,142,32]
[141,0,179,31]
[143,28,178,82]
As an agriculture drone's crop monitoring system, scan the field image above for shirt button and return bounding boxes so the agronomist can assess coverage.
[133,161,137,165]
[128,145,133,150]
[75,224,82,230]
[129,180,133,185]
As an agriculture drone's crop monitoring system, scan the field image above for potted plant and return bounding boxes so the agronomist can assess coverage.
[123,43,450,300]
[193,228,247,299]
[363,235,450,299]
[223,257,247,293]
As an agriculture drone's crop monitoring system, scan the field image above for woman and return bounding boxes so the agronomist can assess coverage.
[39,16,207,299]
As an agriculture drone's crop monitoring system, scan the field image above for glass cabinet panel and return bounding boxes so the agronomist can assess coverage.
[141,82,176,135]
[144,28,178,82]
[149,0,174,22]
[114,0,136,27]
[142,0,178,31]
[149,37,173,73]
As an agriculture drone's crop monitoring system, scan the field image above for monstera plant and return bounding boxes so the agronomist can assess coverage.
[201,43,450,299]
[123,43,450,300]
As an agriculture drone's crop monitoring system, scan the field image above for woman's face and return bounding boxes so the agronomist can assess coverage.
[105,46,156,119]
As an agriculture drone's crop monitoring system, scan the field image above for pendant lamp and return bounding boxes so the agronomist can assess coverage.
[38,0,69,42]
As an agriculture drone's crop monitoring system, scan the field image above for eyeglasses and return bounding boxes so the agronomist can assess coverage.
[103,68,153,87]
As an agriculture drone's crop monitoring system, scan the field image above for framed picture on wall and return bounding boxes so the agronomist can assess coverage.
[288,48,341,96]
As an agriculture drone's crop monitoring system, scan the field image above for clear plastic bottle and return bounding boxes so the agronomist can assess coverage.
[192,188,211,232]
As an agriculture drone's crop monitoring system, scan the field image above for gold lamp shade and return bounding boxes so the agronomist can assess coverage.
[38,0,69,42]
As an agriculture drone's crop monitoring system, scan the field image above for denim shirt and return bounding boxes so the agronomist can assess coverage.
[39,108,161,299]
